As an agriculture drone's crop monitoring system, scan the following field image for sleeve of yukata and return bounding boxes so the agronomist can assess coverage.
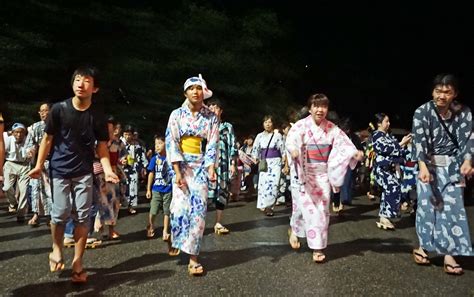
[251,133,262,160]
[24,125,35,151]
[165,109,184,163]
[373,132,398,157]
[276,133,285,157]
[411,105,431,163]
[140,145,148,168]
[285,121,304,168]
[327,127,357,187]
[456,106,473,161]
[204,114,219,168]
[467,132,474,159]
[228,123,238,158]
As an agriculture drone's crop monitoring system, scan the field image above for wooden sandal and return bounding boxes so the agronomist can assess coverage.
[48,253,65,272]
[188,263,204,276]
[214,224,230,235]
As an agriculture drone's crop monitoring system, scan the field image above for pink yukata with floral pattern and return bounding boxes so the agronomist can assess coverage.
[286,116,358,249]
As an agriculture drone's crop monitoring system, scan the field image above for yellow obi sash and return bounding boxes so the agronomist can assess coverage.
[180,136,202,154]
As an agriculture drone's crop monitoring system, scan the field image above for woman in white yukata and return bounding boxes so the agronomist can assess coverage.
[286,94,363,263]
[166,74,219,276]
[252,115,286,216]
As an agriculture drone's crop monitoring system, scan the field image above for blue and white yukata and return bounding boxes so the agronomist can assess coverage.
[122,142,148,207]
[208,121,237,207]
[412,100,473,256]
[400,143,417,205]
[166,103,219,255]
[252,131,285,209]
[26,120,52,217]
[372,130,404,218]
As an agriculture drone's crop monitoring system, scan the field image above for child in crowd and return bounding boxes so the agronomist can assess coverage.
[146,136,173,241]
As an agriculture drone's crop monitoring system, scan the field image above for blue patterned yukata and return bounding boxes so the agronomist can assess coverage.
[372,130,404,218]
[252,131,285,209]
[208,121,237,207]
[412,100,473,255]
[166,103,219,255]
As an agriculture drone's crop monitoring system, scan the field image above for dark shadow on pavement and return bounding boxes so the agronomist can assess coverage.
[201,245,292,272]
[10,253,176,296]
[0,247,51,262]
[0,228,50,242]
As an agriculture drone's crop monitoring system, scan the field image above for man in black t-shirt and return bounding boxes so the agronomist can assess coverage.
[29,66,119,283]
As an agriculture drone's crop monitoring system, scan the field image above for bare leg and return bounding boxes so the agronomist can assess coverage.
[216,209,223,225]
[162,215,170,240]
[50,223,65,260]
[72,224,88,272]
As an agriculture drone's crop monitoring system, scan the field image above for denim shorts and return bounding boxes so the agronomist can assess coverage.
[50,174,93,225]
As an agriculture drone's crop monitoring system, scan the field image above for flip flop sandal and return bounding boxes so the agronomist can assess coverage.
[188,264,204,276]
[264,209,274,217]
[412,249,430,265]
[313,252,326,264]
[28,218,39,227]
[444,263,464,276]
[48,253,65,272]
[146,228,155,239]
[109,231,120,239]
[71,270,88,283]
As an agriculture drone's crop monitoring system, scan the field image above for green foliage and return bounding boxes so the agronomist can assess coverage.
[0,0,301,143]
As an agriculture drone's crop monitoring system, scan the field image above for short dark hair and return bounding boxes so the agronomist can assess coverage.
[123,124,134,133]
[307,93,329,109]
[71,65,100,88]
[433,73,459,93]
[154,135,165,142]
[107,115,117,125]
[263,115,274,123]
[207,98,224,109]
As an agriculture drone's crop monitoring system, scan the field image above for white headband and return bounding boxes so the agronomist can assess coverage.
[183,73,213,99]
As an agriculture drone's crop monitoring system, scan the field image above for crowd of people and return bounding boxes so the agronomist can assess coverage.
[0,67,473,282]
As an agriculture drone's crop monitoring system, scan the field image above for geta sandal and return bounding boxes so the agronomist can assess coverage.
[214,224,230,235]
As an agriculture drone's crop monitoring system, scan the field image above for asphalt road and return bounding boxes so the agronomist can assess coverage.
[1,192,473,296]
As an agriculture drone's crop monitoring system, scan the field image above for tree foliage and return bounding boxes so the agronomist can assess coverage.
[0,0,301,142]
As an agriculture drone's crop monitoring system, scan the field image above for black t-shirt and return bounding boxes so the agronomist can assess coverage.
[45,98,108,178]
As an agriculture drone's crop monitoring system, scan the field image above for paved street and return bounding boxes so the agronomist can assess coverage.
[1,192,473,296]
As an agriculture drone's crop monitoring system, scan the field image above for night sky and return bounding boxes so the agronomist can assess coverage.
[221,0,474,130]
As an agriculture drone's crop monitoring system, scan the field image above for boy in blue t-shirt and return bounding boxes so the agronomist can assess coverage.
[146,136,172,240]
